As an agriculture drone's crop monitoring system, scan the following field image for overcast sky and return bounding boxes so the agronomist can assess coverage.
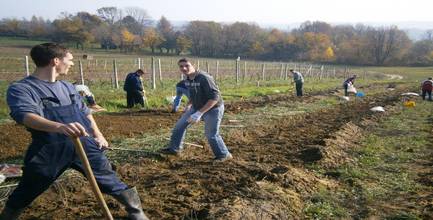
[1,0,432,25]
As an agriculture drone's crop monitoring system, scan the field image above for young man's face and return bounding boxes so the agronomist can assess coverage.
[56,52,74,75]
[178,61,194,75]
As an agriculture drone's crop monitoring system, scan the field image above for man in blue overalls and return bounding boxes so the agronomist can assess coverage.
[0,43,149,220]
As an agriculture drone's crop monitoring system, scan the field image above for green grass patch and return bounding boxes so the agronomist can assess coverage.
[309,101,433,218]
[304,186,350,219]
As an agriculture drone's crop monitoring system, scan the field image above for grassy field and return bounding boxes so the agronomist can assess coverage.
[305,101,433,219]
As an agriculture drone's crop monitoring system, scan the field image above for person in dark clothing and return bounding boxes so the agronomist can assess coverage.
[290,69,304,96]
[124,69,146,108]
[421,77,433,101]
[160,58,232,162]
[0,43,148,220]
[343,75,357,96]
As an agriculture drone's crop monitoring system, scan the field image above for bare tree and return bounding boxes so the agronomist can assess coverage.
[96,7,123,25]
[124,7,152,27]
[367,26,410,65]
[424,30,433,41]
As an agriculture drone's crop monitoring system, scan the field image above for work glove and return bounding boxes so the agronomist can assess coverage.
[188,111,203,123]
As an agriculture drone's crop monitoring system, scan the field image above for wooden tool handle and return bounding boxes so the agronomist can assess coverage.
[71,137,114,220]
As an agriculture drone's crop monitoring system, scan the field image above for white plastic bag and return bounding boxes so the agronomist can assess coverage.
[347,84,357,94]
[340,96,350,101]
[370,106,385,112]
[401,92,419,97]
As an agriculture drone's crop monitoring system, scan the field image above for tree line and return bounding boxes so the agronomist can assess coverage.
[1,6,432,66]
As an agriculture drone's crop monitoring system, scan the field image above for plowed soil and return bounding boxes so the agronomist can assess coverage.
[2,84,429,219]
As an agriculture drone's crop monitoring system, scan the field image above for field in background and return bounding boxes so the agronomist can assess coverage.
[1,37,432,120]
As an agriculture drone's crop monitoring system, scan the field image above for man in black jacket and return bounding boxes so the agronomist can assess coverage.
[124,69,146,108]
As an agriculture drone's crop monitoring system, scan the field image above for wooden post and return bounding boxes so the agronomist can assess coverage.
[261,63,266,81]
[319,65,324,80]
[206,61,210,75]
[197,60,200,70]
[137,58,141,69]
[79,60,85,85]
[158,58,162,82]
[235,58,240,84]
[24,55,30,76]
[284,63,289,80]
[344,66,348,79]
[215,61,219,81]
[113,60,119,89]
[243,61,247,81]
[151,57,156,89]
[280,63,284,79]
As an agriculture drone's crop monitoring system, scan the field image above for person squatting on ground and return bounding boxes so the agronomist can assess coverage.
[160,58,232,162]
[172,79,190,113]
[290,69,304,97]
[421,77,433,101]
[0,43,149,220]
[343,75,357,96]
[74,83,106,112]
[124,69,146,108]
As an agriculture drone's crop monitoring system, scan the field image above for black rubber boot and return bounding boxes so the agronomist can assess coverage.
[113,187,149,220]
[0,206,24,220]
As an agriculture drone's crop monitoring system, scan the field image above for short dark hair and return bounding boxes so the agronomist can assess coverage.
[136,69,144,74]
[30,43,69,67]
[178,58,191,64]
[289,69,294,72]
[428,77,432,80]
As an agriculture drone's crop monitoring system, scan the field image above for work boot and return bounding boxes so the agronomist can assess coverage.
[159,147,181,156]
[213,153,233,163]
[113,187,149,220]
[0,206,24,220]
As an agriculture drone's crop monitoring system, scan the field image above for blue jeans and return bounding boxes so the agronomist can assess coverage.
[167,104,230,158]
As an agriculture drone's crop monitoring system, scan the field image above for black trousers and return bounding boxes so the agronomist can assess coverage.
[422,89,432,101]
[296,82,303,96]
[344,84,349,96]
[126,91,144,108]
